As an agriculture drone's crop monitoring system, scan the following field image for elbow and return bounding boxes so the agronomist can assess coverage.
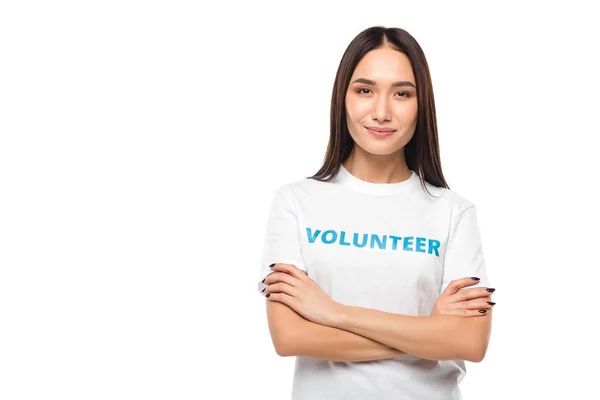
[466,341,489,363]
[459,316,491,363]
[272,332,295,357]
[466,351,485,363]
[273,338,290,357]
[266,300,304,357]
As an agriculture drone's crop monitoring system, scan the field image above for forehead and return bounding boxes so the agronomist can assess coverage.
[351,47,415,83]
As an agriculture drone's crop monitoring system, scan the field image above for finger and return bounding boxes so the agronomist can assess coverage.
[264,282,298,297]
[435,307,490,317]
[442,277,482,296]
[461,298,496,310]
[263,272,298,287]
[266,292,297,308]
[464,309,490,317]
[440,309,487,317]
[453,288,495,303]
[445,308,491,317]
[269,263,306,280]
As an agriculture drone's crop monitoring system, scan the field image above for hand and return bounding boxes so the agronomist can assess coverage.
[263,263,342,326]
[431,277,495,317]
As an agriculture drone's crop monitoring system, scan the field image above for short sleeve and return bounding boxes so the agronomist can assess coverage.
[440,205,491,294]
[257,189,307,297]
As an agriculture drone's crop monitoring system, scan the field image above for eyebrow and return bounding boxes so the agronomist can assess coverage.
[351,78,416,89]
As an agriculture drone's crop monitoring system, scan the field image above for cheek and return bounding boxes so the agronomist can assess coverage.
[345,95,369,120]
[395,102,418,122]
[346,101,370,124]
[345,97,355,120]
[407,101,419,119]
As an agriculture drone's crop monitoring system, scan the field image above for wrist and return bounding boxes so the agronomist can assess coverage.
[329,302,349,329]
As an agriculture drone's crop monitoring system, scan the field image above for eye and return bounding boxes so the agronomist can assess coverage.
[355,88,411,98]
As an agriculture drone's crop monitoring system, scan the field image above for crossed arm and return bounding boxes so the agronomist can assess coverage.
[267,300,407,362]
[268,301,491,363]
[265,264,492,363]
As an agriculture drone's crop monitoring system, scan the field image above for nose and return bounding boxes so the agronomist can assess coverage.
[371,95,391,122]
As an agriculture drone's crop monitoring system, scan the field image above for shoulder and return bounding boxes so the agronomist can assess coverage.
[438,186,477,219]
[416,176,476,218]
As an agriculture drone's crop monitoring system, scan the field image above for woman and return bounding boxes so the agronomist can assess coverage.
[257,26,494,400]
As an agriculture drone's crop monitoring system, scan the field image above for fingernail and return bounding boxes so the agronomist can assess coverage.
[487,301,496,306]
[262,278,266,283]
[479,309,486,313]
[471,277,480,281]
[266,294,271,298]
[486,288,496,292]
[262,287,265,292]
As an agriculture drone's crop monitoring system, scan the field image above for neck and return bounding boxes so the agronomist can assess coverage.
[342,147,411,184]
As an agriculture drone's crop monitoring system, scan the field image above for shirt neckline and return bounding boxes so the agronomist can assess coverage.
[335,164,420,196]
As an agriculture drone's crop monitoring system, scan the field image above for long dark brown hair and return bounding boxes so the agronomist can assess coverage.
[308,26,449,196]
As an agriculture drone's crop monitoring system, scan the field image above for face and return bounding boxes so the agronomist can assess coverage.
[345,46,418,157]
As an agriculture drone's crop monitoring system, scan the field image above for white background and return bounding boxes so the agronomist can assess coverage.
[1,1,599,399]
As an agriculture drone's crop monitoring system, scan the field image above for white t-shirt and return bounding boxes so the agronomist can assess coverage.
[257,164,491,400]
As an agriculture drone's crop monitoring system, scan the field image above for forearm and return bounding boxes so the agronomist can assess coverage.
[283,317,409,362]
[332,305,489,362]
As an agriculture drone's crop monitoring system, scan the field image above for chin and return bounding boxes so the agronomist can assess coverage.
[347,126,414,156]
[355,139,404,156]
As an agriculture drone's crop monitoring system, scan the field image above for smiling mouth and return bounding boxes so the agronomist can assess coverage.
[365,126,395,133]
[365,126,396,137]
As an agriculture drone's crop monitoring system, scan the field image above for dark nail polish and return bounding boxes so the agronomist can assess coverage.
[261,288,265,292]
[471,277,480,281]
[487,301,496,306]
[486,288,496,292]
[266,294,270,298]
[479,309,486,313]
[262,278,266,283]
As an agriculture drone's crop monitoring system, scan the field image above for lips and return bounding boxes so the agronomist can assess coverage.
[365,126,395,133]
[365,126,396,138]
